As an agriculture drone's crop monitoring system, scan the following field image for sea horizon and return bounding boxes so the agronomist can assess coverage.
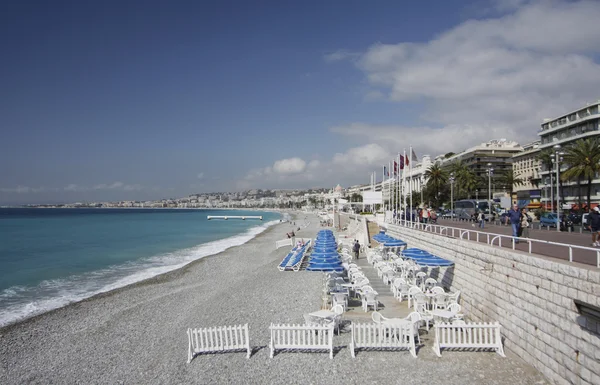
[0,208,285,327]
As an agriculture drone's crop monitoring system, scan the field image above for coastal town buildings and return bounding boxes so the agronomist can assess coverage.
[437,139,523,202]
[537,100,600,209]
[512,141,542,209]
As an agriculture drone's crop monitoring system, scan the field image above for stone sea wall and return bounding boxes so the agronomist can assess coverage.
[384,223,600,385]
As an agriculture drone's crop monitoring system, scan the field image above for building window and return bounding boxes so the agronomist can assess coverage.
[559,118,567,125]
[569,113,577,121]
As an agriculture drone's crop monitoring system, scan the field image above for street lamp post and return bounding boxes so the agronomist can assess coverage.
[487,163,494,217]
[420,176,424,208]
[553,144,563,232]
[450,173,455,221]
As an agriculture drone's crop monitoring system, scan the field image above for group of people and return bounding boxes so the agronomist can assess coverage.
[505,205,532,242]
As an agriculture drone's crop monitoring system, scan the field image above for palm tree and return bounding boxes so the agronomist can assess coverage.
[498,169,523,200]
[561,137,600,211]
[424,163,448,208]
[536,149,555,209]
[447,161,470,199]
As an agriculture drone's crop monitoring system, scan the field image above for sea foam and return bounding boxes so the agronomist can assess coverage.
[0,218,280,328]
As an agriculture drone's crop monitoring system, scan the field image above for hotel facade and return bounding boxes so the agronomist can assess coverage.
[536,100,600,209]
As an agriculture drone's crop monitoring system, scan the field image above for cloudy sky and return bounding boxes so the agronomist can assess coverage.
[1,0,600,204]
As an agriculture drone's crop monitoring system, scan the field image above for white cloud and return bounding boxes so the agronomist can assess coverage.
[320,0,600,156]
[323,49,360,62]
[355,1,600,129]
[272,157,306,175]
[332,143,390,166]
[65,184,87,192]
[240,145,394,189]
[90,181,141,191]
[242,1,600,189]
[0,186,32,194]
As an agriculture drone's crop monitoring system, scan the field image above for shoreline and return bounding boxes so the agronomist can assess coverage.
[0,210,287,329]
[0,211,546,385]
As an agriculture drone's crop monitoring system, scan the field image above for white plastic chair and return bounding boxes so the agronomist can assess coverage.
[331,304,344,333]
[424,277,437,291]
[407,286,422,309]
[413,301,434,330]
[404,311,422,344]
[431,293,448,310]
[431,286,445,295]
[331,293,348,311]
[447,302,464,320]
[362,292,378,312]
[371,311,389,324]
[415,271,427,290]
[447,290,460,304]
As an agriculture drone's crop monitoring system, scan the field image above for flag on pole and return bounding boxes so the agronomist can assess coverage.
[393,161,398,176]
[411,148,418,162]
[399,155,406,169]
[383,166,388,177]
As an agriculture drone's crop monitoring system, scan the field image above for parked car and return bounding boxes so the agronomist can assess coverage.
[540,213,558,228]
[441,210,455,219]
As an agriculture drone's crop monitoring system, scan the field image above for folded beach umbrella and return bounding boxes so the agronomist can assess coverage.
[311,251,339,258]
[383,240,407,247]
[402,248,430,255]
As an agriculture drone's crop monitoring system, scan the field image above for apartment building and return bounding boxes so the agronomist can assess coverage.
[512,141,542,208]
[537,100,600,209]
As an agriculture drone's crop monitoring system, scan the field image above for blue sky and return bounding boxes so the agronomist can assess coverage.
[2,0,600,204]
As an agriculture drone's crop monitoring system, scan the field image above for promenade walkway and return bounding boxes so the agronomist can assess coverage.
[399,218,599,266]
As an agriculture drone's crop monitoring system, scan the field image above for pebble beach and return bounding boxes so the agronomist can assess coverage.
[0,213,547,384]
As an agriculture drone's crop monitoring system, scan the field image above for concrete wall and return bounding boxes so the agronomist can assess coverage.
[383,222,600,385]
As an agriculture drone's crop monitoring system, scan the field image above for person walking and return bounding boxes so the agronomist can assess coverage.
[353,240,361,260]
[422,207,429,224]
[508,204,521,243]
[587,207,600,246]
[478,211,485,229]
[520,208,530,239]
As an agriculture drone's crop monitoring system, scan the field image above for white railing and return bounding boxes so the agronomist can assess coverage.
[275,239,293,249]
[187,324,251,363]
[389,220,600,268]
[432,322,505,357]
[349,323,417,358]
[269,323,334,359]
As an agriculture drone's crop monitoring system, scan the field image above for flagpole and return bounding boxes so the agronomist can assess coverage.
[387,161,392,219]
[394,153,400,221]
[390,160,393,222]
[409,146,413,223]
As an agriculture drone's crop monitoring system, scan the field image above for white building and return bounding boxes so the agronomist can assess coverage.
[538,100,600,209]
[512,141,542,209]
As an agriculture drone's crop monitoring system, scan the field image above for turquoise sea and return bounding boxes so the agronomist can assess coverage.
[0,208,282,327]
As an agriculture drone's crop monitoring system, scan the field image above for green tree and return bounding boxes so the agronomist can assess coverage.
[561,137,600,211]
[498,169,523,198]
[448,161,479,199]
[350,193,363,202]
[424,163,448,208]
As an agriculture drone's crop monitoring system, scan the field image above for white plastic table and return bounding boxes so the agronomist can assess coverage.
[431,309,455,322]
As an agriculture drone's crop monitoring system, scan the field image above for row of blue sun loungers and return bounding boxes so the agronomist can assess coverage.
[278,240,311,271]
